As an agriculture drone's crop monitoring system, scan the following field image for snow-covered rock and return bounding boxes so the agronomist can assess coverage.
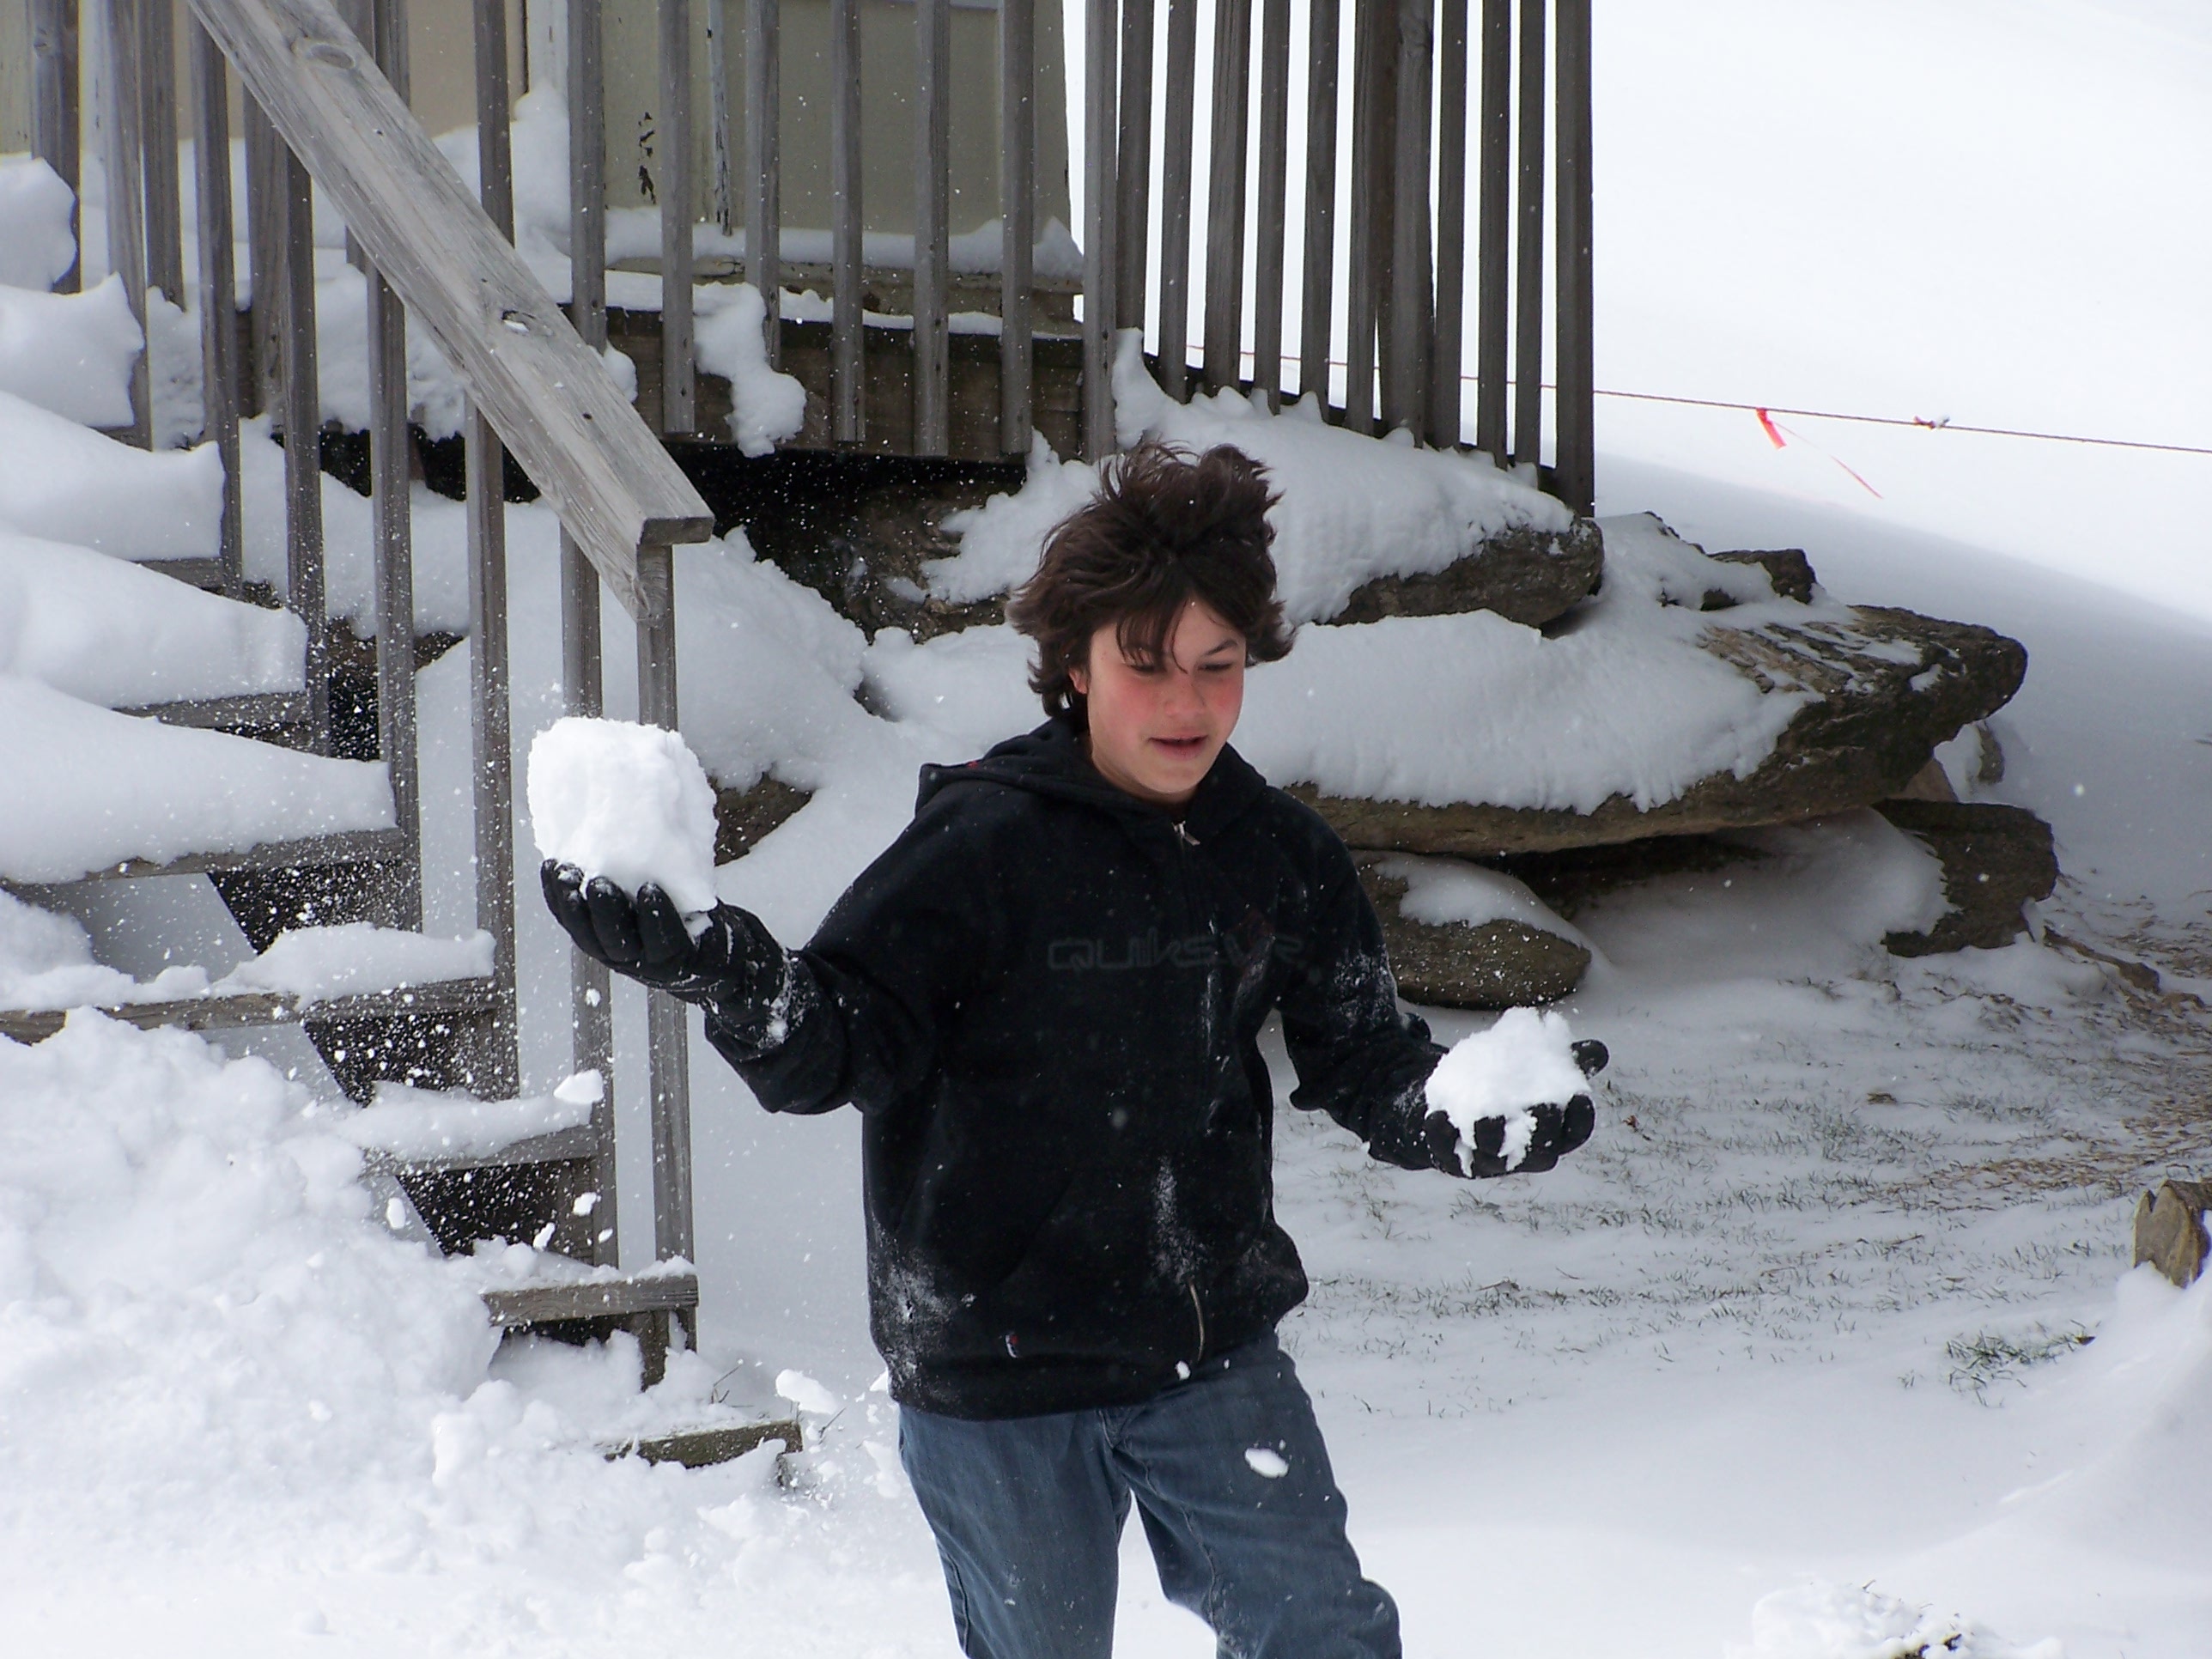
[1358,854,1592,1009]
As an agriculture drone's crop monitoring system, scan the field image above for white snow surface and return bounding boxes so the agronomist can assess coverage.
[0,526,304,706]
[0,155,78,289]
[0,274,141,427]
[1730,1582,2062,1659]
[0,389,222,559]
[526,718,722,916]
[1424,1007,1591,1170]
[339,1073,602,1162]
[213,925,496,1005]
[694,283,808,455]
[0,674,395,883]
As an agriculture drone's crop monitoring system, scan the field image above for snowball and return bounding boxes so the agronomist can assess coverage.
[1424,1007,1591,1171]
[526,717,720,916]
[1243,1447,1290,1479]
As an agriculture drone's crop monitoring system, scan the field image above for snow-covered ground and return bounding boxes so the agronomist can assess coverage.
[5,4,2210,1654]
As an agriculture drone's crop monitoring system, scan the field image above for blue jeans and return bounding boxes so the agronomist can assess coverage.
[897,1334,1401,1659]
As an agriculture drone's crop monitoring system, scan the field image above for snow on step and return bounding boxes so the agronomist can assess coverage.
[0,889,210,1011]
[0,276,140,428]
[0,676,393,883]
[337,1071,602,1164]
[0,527,304,706]
[0,389,222,562]
[213,923,495,1005]
[0,157,76,290]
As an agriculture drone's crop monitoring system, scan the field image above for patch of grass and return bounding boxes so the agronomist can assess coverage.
[1943,1324,2093,1399]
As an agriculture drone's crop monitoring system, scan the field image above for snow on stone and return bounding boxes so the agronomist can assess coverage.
[1424,1007,1589,1170]
[1374,854,1584,942]
[922,336,1574,622]
[0,675,395,883]
[213,924,495,1005]
[0,155,78,289]
[0,389,222,559]
[337,1072,601,1163]
[0,526,304,706]
[0,275,141,428]
[527,717,721,915]
[0,889,209,1011]
[695,283,807,455]
[1236,518,1825,813]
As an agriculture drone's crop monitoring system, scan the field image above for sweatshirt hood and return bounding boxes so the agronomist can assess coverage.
[918,715,1269,841]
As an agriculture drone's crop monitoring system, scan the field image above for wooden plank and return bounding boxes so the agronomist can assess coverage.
[633,546,695,1275]
[102,0,152,446]
[1510,0,1544,465]
[120,689,311,732]
[243,93,283,416]
[998,0,1034,451]
[0,975,504,1044]
[1553,0,1593,513]
[605,1418,801,1468]
[1343,0,1382,431]
[1080,0,1116,459]
[7,825,404,884]
[830,0,862,444]
[912,0,951,456]
[708,0,734,235]
[1156,0,1196,400]
[481,1270,698,1327]
[1297,0,1338,404]
[744,0,780,368]
[1113,0,1152,331]
[278,137,331,746]
[1427,0,1468,446]
[1201,0,1251,393]
[187,0,713,623]
[1472,0,1509,459]
[659,0,696,437]
[30,0,82,292]
[1383,0,1431,434]
[567,0,606,355]
[470,0,521,1099]
[138,0,185,308]
[1250,0,1290,410]
[190,21,246,592]
[363,1122,600,1176]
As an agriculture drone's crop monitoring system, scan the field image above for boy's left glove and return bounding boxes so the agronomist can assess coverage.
[540,860,789,1030]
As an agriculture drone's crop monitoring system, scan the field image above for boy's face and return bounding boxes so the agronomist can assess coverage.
[1069,599,1246,810]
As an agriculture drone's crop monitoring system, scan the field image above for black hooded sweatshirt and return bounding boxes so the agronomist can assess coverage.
[710,716,1449,1419]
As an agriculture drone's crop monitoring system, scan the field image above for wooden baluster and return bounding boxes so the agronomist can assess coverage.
[137,0,183,317]
[101,0,151,447]
[708,0,734,238]
[999,0,1035,452]
[1202,0,1251,393]
[831,0,862,444]
[29,0,82,293]
[659,0,696,437]
[744,0,781,368]
[243,94,283,419]
[1155,0,1196,401]
[914,0,951,456]
[189,20,243,593]
[1383,0,1430,435]
[1473,0,1510,459]
[1553,0,1594,513]
[1251,0,1291,410]
[1427,0,1468,447]
[1082,0,1118,458]
[1510,0,1544,466]
[278,139,329,750]
[1297,0,1339,409]
[1114,0,1152,332]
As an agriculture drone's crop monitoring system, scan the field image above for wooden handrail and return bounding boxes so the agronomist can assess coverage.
[186,0,712,623]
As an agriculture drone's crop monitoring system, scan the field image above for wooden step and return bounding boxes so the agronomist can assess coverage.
[15,826,409,884]
[0,974,501,1044]
[133,556,234,592]
[118,690,314,738]
[483,1268,702,1387]
[604,1417,804,1469]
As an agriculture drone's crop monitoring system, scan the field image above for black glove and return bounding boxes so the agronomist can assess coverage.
[1422,1036,1607,1178]
[541,860,789,1028]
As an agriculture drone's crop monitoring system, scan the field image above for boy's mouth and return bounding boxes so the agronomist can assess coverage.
[1150,734,1208,758]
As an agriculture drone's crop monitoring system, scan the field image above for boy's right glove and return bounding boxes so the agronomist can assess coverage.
[1421,1035,1607,1177]
[540,860,790,1030]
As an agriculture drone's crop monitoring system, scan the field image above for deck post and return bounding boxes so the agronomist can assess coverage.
[366,0,422,930]
[1510,0,1545,465]
[1081,0,1117,459]
[1201,0,1251,394]
[30,0,82,293]
[278,140,330,750]
[100,0,152,446]
[1473,0,1510,459]
[469,0,522,1098]
[914,0,951,456]
[1155,0,1196,401]
[190,20,244,593]
[1114,0,1153,331]
[1250,0,1291,410]
[1382,0,1430,436]
[1428,0,1468,447]
[999,0,1035,452]
[1553,0,1594,513]
[1297,0,1338,407]
[659,0,696,437]
[566,0,618,1266]
[744,0,780,367]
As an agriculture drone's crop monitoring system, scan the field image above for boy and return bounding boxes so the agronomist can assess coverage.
[544,441,1600,1658]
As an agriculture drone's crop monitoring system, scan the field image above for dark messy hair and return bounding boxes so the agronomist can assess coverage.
[1006,440,1293,721]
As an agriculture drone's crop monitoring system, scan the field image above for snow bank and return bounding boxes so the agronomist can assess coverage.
[0,675,395,883]
[860,622,1042,756]
[1730,1583,2060,1659]
[1425,1007,1589,1170]
[0,155,77,289]
[0,389,222,559]
[922,336,1574,622]
[695,283,806,455]
[0,889,209,1010]
[1236,516,1824,812]
[527,717,720,915]
[0,274,140,427]
[0,526,304,706]
[1373,854,1584,942]
[214,924,495,1004]
[339,1072,602,1163]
